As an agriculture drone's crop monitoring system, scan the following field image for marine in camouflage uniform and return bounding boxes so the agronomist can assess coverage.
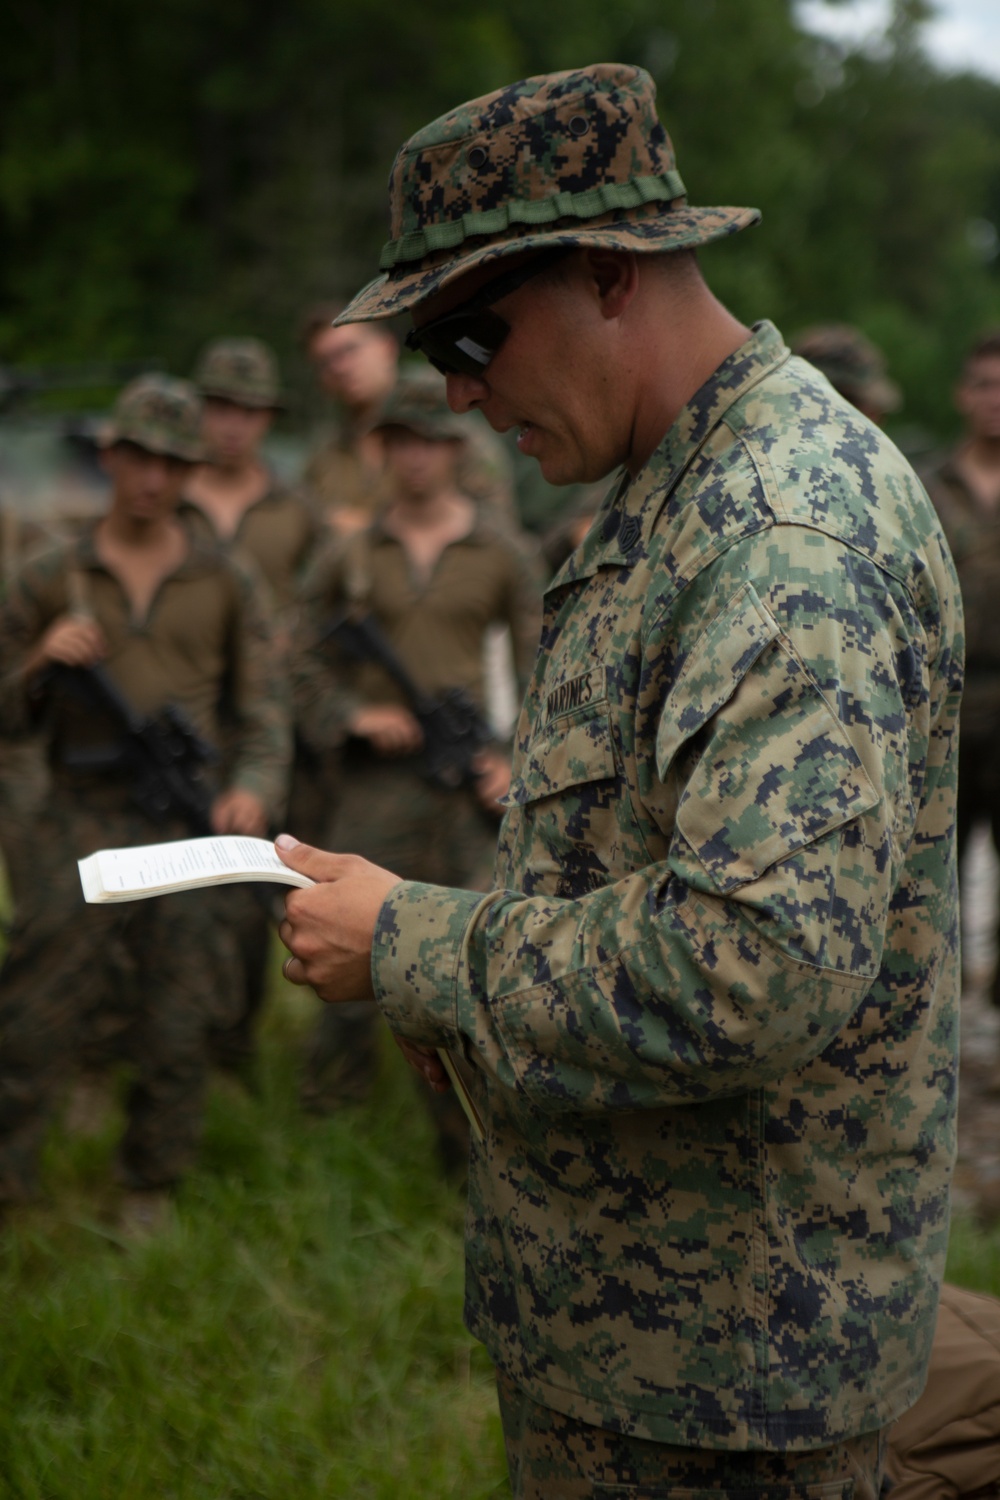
[920,330,1000,998]
[184,338,323,1071]
[293,377,542,1159]
[300,303,518,533]
[278,66,963,1497]
[0,376,290,1205]
[0,508,53,915]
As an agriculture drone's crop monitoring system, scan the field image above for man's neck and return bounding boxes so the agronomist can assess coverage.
[98,508,181,551]
[185,458,269,535]
[385,487,471,534]
[625,285,751,477]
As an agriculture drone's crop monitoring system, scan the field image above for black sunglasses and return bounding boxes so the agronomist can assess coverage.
[405,247,573,378]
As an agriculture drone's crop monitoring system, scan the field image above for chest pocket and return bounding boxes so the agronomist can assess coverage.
[508,706,616,807]
[657,582,880,894]
[501,667,623,895]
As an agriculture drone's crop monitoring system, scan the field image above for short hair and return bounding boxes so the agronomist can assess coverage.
[297,303,398,352]
[298,302,346,350]
[964,328,1000,372]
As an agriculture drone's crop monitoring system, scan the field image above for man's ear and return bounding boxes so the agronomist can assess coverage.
[584,249,640,321]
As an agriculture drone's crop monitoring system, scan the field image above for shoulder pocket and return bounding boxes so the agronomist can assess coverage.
[657,583,880,893]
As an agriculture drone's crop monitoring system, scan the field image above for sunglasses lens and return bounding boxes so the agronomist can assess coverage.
[409,309,510,378]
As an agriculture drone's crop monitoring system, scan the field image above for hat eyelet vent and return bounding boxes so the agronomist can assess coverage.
[467,145,489,170]
[568,115,591,137]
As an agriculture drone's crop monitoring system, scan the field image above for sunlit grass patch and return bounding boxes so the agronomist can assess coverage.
[0,953,508,1497]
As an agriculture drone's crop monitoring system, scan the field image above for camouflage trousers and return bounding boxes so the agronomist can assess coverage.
[497,1372,887,1500]
[0,782,242,1202]
[0,738,51,915]
[302,757,498,1175]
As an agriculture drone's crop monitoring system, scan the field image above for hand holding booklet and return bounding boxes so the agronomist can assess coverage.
[77,834,485,1142]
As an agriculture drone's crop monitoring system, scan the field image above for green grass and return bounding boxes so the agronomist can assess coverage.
[0,951,509,1499]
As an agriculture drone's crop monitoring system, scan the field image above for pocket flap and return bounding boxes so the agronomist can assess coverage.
[506,673,616,806]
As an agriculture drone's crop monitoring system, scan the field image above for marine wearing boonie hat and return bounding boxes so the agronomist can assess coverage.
[792,324,901,415]
[194,337,284,410]
[373,372,472,442]
[337,63,760,325]
[103,373,205,462]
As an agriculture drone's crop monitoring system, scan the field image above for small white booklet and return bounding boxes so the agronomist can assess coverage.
[77,834,485,1144]
[78,835,315,903]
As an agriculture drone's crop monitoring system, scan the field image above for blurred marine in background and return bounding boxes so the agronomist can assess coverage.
[292,375,542,1168]
[921,331,1000,1003]
[184,337,323,1077]
[0,375,290,1229]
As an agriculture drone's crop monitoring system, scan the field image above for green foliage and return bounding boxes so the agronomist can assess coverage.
[0,974,508,1497]
[0,0,999,439]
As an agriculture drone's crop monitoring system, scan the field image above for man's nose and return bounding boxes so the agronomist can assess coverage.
[445,370,489,413]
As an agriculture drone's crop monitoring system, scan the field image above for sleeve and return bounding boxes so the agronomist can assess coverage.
[223,558,293,818]
[0,550,66,735]
[289,536,365,754]
[370,567,921,1115]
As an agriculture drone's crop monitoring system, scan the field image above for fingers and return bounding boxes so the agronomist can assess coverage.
[394,1036,452,1093]
[274,836,364,883]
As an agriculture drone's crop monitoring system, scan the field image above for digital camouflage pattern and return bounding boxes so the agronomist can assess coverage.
[337,64,759,323]
[497,1370,886,1499]
[371,322,964,1448]
[194,337,284,410]
[792,324,901,416]
[103,372,204,462]
[0,791,242,1199]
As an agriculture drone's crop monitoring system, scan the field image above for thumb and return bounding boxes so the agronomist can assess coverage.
[274,833,353,883]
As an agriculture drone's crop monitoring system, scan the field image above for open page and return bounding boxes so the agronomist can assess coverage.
[78,835,316,903]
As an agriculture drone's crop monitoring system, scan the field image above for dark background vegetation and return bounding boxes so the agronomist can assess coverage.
[2,0,999,435]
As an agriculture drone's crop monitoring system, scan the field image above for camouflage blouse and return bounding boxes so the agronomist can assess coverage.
[371,322,964,1449]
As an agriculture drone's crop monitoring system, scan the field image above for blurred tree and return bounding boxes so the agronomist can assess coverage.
[0,0,997,439]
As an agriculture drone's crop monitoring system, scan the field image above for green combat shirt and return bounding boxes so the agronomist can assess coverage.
[178,479,323,621]
[370,323,964,1449]
[0,526,291,819]
[921,448,1000,738]
[293,515,543,753]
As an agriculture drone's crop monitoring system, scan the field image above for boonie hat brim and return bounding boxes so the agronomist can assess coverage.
[338,202,759,325]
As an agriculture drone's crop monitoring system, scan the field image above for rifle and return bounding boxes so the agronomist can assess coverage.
[50,664,281,920]
[320,607,491,790]
[51,662,218,831]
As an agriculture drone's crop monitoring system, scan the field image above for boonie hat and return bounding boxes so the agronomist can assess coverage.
[337,63,759,324]
[103,374,205,462]
[194,337,284,409]
[373,372,470,442]
[792,324,902,415]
